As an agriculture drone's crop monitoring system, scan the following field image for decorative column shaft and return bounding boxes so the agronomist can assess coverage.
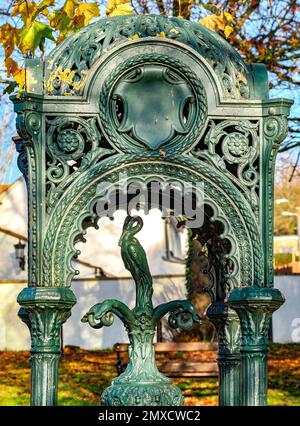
[228,287,284,406]
[18,287,76,406]
[207,302,241,406]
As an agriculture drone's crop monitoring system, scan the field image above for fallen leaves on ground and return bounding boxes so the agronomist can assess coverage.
[0,344,299,406]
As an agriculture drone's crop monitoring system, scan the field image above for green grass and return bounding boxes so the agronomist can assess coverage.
[0,344,299,406]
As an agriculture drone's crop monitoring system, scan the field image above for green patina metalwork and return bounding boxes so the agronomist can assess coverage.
[46,15,251,100]
[82,215,200,405]
[11,13,292,406]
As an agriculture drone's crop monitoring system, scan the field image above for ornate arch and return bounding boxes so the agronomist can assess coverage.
[43,154,263,289]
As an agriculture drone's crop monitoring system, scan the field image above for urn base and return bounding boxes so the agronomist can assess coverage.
[101,382,184,406]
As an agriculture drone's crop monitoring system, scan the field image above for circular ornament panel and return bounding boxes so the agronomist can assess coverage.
[99,53,207,154]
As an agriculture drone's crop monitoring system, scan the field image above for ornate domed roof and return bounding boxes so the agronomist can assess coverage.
[46,14,252,99]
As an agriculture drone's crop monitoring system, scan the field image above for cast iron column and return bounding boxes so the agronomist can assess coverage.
[18,287,76,406]
[228,287,284,406]
[207,302,241,406]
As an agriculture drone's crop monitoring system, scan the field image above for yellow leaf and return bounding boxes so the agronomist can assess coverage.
[0,24,19,58]
[199,14,221,32]
[4,58,25,91]
[222,11,234,22]
[62,0,79,19]
[106,0,133,17]
[12,0,54,26]
[36,0,55,18]
[13,69,26,92]
[46,66,79,94]
[75,3,100,27]
[56,33,68,44]
[199,12,234,37]
[5,57,19,78]
[12,1,38,25]
[224,25,234,39]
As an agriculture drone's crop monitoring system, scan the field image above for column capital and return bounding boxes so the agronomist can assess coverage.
[207,302,240,355]
[18,287,76,354]
[227,287,284,351]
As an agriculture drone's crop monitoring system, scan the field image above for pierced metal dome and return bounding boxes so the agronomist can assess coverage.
[46,14,252,99]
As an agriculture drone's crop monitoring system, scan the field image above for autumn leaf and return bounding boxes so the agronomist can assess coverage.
[46,66,82,94]
[199,14,221,32]
[106,0,134,17]
[0,24,19,58]
[12,0,54,26]
[19,21,54,54]
[224,25,234,38]
[74,3,100,27]
[12,1,38,25]
[50,1,99,42]
[62,0,79,19]
[49,10,70,33]
[4,58,25,92]
[5,57,19,78]
[130,34,140,40]
[35,0,56,17]
[199,11,234,39]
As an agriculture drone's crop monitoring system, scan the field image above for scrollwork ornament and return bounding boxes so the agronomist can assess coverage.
[25,112,42,136]
[263,114,289,287]
[16,144,29,181]
[47,15,251,99]
[168,309,194,330]
[45,116,115,210]
[264,115,288,144]
[192,120,259,213]
[16,112,30,140]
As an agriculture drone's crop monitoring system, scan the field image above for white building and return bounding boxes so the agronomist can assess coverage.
[0,178,299,350]
[0,178,187,350]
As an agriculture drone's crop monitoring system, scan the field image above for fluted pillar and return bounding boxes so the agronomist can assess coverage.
[18,287,76,406]
[228,287,284,406]
[207,302,241,406]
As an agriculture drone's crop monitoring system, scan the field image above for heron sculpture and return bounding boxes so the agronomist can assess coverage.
[82,215,201,406]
